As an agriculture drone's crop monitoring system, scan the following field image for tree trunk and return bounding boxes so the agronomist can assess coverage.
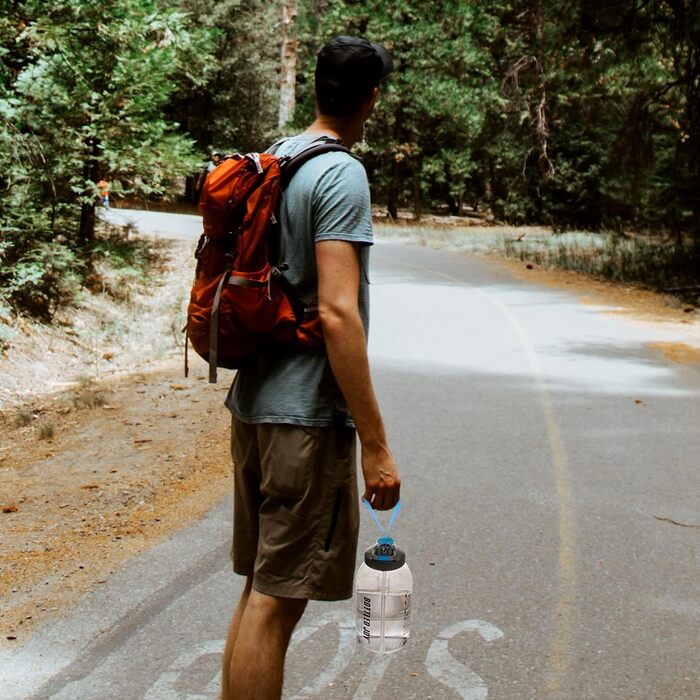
[530,0,553,183]
[483,159,494,219]
[387,156,401,220]
[412,160,422,220]
[79,201,96,247]
[387,102,403,220]
[278,0,298,130]
[78,137,99,247]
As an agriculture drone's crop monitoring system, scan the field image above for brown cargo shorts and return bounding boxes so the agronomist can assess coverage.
[230,416,359,601]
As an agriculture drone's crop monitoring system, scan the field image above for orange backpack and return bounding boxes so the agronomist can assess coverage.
[186,138,350,382]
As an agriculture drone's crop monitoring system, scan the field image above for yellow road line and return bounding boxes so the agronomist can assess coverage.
[376,253,576,694]
[472,287,575,695]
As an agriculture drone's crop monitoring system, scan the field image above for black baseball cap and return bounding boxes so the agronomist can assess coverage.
[316,35,394,90]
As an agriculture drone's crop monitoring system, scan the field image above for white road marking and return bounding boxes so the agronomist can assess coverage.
[288,610,356,699]
[142,615,507,699]
[143,639,223,700]
[351,653,392,699]
[425,619,504,700]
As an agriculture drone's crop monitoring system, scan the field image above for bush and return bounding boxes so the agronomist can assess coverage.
[1,241,83,319]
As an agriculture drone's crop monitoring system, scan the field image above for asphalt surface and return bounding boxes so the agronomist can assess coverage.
[2,210,699,699]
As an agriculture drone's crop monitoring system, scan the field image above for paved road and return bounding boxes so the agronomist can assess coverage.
[2,211,699,699]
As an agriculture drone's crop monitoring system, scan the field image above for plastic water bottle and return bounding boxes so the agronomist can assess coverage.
[355,535,413,653]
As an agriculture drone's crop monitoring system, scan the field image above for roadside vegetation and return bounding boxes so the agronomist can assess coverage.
[0,227,191,407]
[501,233,700,304]
[376,223,700,305]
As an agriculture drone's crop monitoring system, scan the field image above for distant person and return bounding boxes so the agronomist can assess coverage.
[196,150,223,197]
[97,179,109,208]
[220,36,400,700]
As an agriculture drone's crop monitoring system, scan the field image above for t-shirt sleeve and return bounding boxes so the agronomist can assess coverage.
[311,158,374,246]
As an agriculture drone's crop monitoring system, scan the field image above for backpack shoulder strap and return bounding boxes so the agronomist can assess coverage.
[279,138,354,189]
[272,138,355,280]
[265,138,290,156]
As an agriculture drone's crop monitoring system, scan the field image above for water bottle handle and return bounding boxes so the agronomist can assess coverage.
[362,497,402,537]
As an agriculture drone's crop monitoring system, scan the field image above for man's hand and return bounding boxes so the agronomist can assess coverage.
[361,444,401,511]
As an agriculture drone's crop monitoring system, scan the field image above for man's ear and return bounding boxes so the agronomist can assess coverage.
[364,86,380,117]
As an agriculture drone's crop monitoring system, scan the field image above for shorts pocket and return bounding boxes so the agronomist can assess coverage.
[324,488,344,552]
[258,503,316,579]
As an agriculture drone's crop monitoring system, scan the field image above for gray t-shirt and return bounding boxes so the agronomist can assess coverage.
[225,134,373,426]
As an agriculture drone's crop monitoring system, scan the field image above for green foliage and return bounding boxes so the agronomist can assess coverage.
[89,223,167,301]
[168,0,280,153]
[292,0,699,245]
[3,241,82,319]
[296,0,499,217]
[2,0,699,322]
[0,0,206,317]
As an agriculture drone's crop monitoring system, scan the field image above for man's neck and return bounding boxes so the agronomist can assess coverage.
[302,115,362,148]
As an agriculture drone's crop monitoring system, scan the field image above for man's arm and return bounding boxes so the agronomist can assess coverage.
[316,239,400,510]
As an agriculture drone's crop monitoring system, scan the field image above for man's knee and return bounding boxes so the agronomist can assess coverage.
[246,589,307,631]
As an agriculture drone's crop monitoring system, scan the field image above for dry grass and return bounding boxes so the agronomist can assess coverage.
[12,407,33,428]
[0,239,193,408]
[71,377,108,410]
[36,419,54,440]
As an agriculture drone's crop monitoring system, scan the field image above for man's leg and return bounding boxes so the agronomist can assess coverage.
[225,589,307,700]
[221,577,253,699]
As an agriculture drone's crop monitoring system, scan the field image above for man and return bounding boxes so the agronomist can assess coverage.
[97,178,109,208]
[221,36,401,700]
[196,150,223,197]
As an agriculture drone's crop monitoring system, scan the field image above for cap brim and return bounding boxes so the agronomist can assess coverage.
[371,42,394,78]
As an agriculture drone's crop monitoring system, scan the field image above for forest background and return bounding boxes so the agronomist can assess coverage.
[1,0,699,321]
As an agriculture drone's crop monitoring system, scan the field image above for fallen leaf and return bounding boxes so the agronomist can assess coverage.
[134,439,152,444]
[634,399,644,405]
[2,504,18,513]
[80,484,100,490]
[170,384,188,391]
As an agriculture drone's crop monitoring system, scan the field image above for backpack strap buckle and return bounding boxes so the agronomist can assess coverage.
[245,153,264,174]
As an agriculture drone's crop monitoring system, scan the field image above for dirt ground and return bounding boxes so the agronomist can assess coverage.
[0,237,237,647]
[0,357,234,648]
[1,228,698,649]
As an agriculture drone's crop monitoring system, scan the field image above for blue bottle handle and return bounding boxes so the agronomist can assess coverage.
[362,497,402,537]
